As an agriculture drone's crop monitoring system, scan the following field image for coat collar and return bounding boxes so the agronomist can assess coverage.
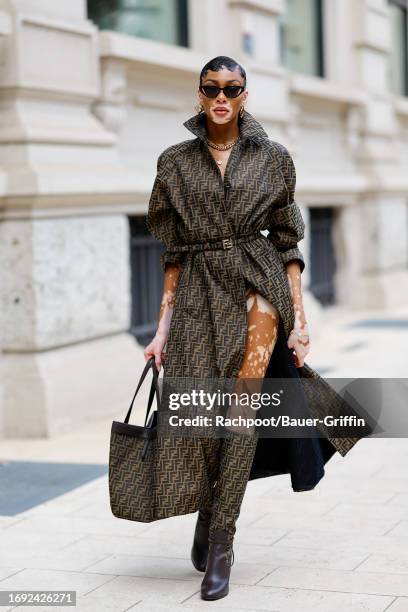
[182,109,269,145]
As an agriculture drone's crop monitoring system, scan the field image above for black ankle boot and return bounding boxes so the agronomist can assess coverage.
[200,528,234,600]
[191,509,212,572]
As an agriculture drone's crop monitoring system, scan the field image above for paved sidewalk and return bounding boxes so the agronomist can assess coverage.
[0,305,407,611]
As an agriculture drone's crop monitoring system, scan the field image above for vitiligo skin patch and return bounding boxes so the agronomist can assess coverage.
[238,285,280,379]
[285,265,310,366]
[158,263,182,329]
[225,284,280,435]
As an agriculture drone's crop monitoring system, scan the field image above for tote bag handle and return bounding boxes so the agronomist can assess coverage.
[124,357,161,427]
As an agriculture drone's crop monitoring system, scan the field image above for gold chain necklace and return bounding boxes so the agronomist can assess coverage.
[206,138,238,151]
[206,137,238,165]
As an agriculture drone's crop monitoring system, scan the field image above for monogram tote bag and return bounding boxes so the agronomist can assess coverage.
[109,356,213,522]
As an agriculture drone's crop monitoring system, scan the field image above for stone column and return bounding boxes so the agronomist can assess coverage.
[0,0,144,437]
[347,0,408,307]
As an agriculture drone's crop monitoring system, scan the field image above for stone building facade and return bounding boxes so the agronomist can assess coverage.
[0,0,407,437]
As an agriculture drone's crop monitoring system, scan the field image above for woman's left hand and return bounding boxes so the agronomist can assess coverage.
[287,322,310,368]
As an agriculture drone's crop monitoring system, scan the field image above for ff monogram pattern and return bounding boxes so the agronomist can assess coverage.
[146,110,365,470]
[200,435,259,544]
[109,429,215,522]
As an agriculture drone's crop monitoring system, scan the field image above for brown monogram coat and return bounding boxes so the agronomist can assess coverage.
[146,110,373,491]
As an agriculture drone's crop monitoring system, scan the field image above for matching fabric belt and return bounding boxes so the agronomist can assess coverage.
[166,231,261,253]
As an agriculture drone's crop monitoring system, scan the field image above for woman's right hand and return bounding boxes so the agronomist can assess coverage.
[144,329,168,372]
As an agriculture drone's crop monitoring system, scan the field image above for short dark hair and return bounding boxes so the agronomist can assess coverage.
[199,56,246,87]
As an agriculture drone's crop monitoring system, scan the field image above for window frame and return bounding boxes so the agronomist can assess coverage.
[87,0,189,48]
[389,0,408,96]
[279,0,325,79]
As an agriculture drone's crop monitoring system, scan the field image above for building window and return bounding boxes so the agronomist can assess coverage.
[309,207,336,306]
[279,0,324,77]
[129,216,164,346]
[87,0,189,47]
[388,0,408,96]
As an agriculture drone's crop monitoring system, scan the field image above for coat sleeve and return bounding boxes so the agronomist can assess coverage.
[146,152,186,272]
[267,144,306,274]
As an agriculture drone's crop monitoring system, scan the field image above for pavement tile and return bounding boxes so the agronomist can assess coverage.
[356,552,408,575]
[257,565,408,596]
[86,574,201,604]
[0,518,24,529]
[8,595,134,612]
[0,549,114,573]
[238,496,338,517]
[59,534,195,561]
[0,567,114,596]
[84,553,275,586]
[182,584,393,611]
[0,532,85,566]
[387,598,408,611]
[324,502,408,522]
[232,526,290,547]
[232,542,368,570]
[275,528,408,555]
[126,603,257,612]
[386,521,408,537]
[386,493,408,506]
[0,567,23,580]
[246,511,398,535]
[3,515,151,538]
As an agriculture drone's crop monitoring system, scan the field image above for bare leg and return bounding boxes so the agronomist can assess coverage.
[225,285,280,435]
[239,285,280,377]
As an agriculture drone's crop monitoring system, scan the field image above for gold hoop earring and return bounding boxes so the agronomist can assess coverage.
[195,103,204,114]
[239,106,245,118]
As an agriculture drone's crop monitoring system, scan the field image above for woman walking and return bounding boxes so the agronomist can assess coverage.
[144,55,366,601]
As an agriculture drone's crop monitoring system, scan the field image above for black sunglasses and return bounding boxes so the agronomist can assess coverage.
[199,84,246,99]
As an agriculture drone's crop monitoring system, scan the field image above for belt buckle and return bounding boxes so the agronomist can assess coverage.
[222,238,233,250]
